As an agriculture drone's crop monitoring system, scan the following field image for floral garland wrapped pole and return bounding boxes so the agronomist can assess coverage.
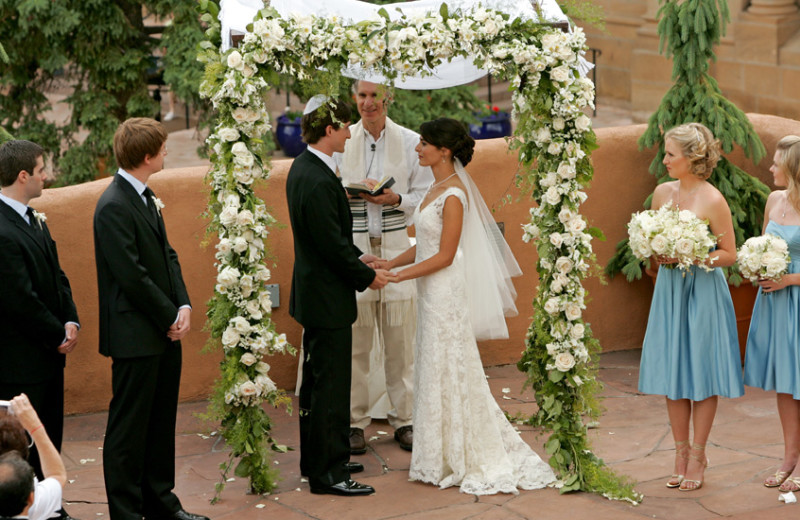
[199,0,637,501]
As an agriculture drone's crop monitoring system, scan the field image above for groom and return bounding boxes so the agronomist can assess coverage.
[286,96,394,496]
[94,118,207,520]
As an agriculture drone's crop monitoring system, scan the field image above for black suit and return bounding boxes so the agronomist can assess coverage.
[286,150,375,488]
[0,198,78,479]
[94,174,190,520]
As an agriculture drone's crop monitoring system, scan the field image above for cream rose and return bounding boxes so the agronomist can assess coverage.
[565,303,582,321]
[219,206,239,227]
[549,232,563,248]
[236,209,255,227]
[574,114,591,132]
[240,352,257,366]
[544,186,561,206]
[238,380,258,397]
[217,266,240,288]
[675,238,694,256]
[221,326,240,347]
[227,50,244,70]
[230,316,251,335]
[246,299,263,320]
[555,257,573,274]
[544,297,560,315]
[650,234,669,255]
[232,237,248,253]
[218,128,240,142]
[569,323,585,340]
[554,352,576,372]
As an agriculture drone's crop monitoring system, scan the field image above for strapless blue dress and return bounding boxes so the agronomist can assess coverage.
[639,262,744,400]
[744,222,800,397]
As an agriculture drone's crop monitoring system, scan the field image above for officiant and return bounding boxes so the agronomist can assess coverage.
[334,80,433,454]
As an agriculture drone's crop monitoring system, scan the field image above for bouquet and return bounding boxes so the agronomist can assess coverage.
[628,205,717,272]
[736,234,790,282]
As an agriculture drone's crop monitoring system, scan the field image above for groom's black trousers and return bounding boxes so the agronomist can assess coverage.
[299,326,352,488]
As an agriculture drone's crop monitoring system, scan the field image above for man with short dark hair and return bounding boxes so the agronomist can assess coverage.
[0,453,35,519]
[0,140,79,520]
[94,118,207,520]
[287,96,394,496]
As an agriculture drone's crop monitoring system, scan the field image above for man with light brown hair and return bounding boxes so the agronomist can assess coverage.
[94,118,206,520]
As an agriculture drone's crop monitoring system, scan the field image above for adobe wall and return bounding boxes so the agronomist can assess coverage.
[36,114,800,415]
[585,0,800,122]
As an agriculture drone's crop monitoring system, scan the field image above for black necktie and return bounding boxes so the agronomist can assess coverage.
[25,207,39,230]
[143,187,159,222]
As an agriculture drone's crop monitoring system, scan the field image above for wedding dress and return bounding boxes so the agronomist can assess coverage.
[408,185,556,495]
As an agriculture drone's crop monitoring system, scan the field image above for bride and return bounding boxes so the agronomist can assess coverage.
[375,118,555,495]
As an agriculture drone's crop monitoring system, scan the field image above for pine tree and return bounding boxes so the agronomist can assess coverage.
[605,0,769,284]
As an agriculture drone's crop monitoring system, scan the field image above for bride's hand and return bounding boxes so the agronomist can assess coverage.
[369,259,390,270]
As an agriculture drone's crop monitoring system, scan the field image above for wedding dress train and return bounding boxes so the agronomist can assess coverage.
[409,186,556,495]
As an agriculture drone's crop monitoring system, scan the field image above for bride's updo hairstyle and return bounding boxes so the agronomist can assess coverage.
[663,122,721,180]
[419,118,476,166]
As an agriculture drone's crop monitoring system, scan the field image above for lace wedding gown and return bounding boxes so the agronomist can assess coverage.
[409,187,556,495]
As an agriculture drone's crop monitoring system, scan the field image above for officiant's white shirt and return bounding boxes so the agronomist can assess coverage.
[334,128,430,237]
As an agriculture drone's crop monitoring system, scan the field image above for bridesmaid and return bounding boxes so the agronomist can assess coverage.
[638,123,744,492]
[743,135,800,492]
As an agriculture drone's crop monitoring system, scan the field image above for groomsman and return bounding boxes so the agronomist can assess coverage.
[287,96,393,496]
[0,140,79,520]
[93,118,207,520]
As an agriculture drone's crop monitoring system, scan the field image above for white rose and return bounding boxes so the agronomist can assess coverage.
[546,342,560,356]
[216,238,232,256]
[567,217,586,234]
[559,208,575,224]
[547,141,563,155]
[238,380,258,397]
[256,361,271,375]
[557,163,575,180]
[650,234,669,255]
[678,209,695,223]
[549,232,563,248]
[241,64,255,78]
[544,297,560,315]
[535,127,552,144]
[569,323,585,340]
[565,303,582,321]
[675,238,694,256]
[552,117,565,131]
[219,206,239,227]
[240,352,257,366]
[246,299,263,320]
[555,257,573,273]
[227,50,244,70]
[544,186,561,206]
[554,352,576,372]
[232,236,248,253]
[221,326,240,347]
[233,151,254,167]
[224,194,241,208]
[217,266,240,288]
[255,265,271,282]
[574,114,591,132]
[550,65,570,83]
[218,128,240,142]
[234,167,254,184]
[236,209,255,227]
[259,291,273,311]
[522,223,540,243]
[230,316,251,334]
[232,107,259,123]
[550,279,563,293]
[239,275,254,297]
[255,374,277,394]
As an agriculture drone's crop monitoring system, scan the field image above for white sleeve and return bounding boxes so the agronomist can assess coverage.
[27,477,62,520]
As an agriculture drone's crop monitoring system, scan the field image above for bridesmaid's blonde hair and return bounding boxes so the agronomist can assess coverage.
[777,135,800,212]
[664,123,721,180]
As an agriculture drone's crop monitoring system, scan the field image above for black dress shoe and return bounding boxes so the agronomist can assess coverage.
[346,461,364,473]
[57,508,80,520]
[169,510,210,520]
[310,479,375,496]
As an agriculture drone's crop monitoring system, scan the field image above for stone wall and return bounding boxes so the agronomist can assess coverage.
[586,0,800,122]
[36,114,800,415]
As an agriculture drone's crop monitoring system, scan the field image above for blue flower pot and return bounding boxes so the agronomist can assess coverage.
[275,114,307,157]
[469,111,512,140]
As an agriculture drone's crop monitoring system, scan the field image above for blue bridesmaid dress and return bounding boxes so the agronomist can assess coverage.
[639,263,744,400]
[744,222,800,397]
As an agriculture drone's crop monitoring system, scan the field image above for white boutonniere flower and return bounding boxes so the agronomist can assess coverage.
[151,196,165,216]
[32,209,46,229]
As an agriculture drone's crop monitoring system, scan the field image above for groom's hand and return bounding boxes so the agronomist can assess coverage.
[369,269,396,289]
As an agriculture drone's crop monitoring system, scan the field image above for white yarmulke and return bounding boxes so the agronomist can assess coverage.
[303,95,329,115]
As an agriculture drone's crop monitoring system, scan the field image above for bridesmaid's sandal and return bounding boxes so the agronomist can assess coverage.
[764,468,793,488]
[666,440,690,488]
[778,476,800,493]
[679,443,708,492]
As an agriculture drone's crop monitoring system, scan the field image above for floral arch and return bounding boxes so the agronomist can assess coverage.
[198,0,638,502]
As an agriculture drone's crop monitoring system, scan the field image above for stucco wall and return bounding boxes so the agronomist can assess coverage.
[34,114,800,414]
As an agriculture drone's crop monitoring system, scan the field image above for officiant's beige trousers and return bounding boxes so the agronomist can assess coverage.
[350,250,415,429]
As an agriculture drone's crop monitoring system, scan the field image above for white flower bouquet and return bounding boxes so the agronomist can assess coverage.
[736,234,790,282]
[627,205,717,272]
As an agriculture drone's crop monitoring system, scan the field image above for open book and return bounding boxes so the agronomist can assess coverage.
[345,175,396,197]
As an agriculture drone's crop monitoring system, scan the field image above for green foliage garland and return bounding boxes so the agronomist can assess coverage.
[200,0,639,503]
[605,0,769,284]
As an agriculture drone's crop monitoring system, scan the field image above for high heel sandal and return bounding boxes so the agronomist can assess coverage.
[679,443,708,492]
[779,476,800,493]
[764,468,793,488]
[666,440,690,488]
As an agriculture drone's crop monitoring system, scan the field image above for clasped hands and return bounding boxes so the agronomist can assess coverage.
[360,254,399,289]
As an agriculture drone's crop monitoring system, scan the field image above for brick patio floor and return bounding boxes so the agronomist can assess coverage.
[59,349,795,520]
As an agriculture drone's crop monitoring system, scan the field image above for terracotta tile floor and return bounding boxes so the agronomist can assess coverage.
[59,349,796,520]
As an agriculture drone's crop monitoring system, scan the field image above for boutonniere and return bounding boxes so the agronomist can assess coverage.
[31,209,46,229]
[151,195,165,217]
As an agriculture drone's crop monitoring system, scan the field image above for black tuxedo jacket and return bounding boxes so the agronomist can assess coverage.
[93,174,190,358]
[0,200,79,384]
[286,150,375,329]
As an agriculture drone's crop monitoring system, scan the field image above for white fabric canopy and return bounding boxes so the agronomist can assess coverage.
[219,0,572,90]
